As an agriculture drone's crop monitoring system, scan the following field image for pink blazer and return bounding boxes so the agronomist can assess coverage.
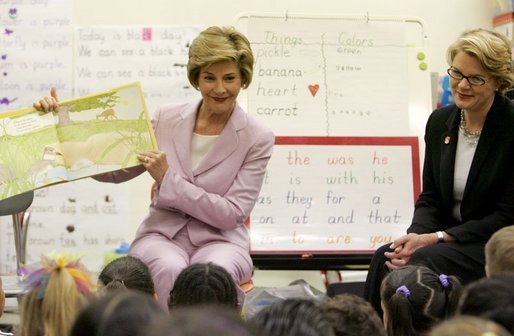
[98,100,274,250]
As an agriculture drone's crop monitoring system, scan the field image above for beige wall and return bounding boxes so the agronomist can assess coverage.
[72,0,496,241]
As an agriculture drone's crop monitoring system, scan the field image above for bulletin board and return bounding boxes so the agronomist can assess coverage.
[237,13,431,267]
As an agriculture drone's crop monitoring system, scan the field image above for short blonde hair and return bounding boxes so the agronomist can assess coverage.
[446,28,514,94]
[187,26,254,89]
[485,225,514,276]
[429,316,511,336]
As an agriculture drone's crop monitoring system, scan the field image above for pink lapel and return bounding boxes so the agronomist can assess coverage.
[171,103,197,180]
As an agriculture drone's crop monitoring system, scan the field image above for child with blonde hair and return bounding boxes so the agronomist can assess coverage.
[429,316,511,336]
[485,225,514,276]
[16,253,94,336]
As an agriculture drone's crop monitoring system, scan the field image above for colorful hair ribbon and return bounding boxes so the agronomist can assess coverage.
[20,253,95,300]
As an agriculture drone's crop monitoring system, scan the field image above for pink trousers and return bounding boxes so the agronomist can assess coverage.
[129,227,253,308]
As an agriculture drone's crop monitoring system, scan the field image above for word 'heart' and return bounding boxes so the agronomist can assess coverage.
[308,84,319,97]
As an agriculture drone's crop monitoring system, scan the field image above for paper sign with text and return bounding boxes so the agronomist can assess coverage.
[249,136,421,254]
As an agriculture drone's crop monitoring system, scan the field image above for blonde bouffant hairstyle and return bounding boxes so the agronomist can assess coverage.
[446,28,514,94]
[187,26,254,90]
[17,255,94,336]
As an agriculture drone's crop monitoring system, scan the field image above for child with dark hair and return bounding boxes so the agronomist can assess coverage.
[70,290,166,336]
[380,265,462,336]
[147,306,262,336]
[319,293,386,336]
[169,262,238,310]
[98,256,155,296]
[251,298,335,336]
[457,273,514,333]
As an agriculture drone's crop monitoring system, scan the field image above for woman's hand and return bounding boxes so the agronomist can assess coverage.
[384,232,437,270]
[138,150,169,185]
[33,87,59,112]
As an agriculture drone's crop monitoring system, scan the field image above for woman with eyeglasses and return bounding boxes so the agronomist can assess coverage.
[364,28,514,316]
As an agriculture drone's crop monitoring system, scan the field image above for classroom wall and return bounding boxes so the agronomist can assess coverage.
[74,0,495,75]
[0,1,495,272]
[73,0,495,241]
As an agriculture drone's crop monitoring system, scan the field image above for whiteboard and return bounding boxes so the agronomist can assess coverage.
[238,13,431,255]
[238,13,432,138]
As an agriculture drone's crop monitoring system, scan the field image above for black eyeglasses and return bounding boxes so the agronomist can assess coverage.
[447,67,486,86]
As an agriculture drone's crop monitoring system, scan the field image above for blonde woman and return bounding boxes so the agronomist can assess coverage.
[35,26,275,309]
[365,28,514,316]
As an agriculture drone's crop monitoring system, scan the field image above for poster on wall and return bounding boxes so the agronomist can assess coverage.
[1,10,201,274]
[0,0,73,112]
[0,178,129,274]
[73,25,202,114]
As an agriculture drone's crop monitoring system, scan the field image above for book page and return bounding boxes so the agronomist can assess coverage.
[0,82,156,200]
[0,109,66,200]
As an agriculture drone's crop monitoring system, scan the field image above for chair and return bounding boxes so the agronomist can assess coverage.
[0,191,34,276]
[240,279,255,293]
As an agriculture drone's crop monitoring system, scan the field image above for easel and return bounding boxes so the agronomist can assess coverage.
[234,11,430,290]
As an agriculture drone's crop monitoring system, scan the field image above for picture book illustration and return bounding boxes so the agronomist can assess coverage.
[0,82,157,201]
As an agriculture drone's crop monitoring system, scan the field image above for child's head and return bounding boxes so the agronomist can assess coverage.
[169,262,238,310]
[251,298,335,336]
[17,254,94,336]
[70,290,166,336]
[98,255,155,296]
[428,316,511,336]
[380,265,462,336]
[147,305,262,336]
[457,273,514,333]
[485,225,514,276]
[319,293,386,336]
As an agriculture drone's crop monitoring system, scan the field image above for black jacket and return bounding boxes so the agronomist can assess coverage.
[408,94,514,243]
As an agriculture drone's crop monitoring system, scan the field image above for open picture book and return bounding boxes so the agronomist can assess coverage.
[0,82,157,201]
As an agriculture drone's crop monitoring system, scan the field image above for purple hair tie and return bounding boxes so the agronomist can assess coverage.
[395,285,411,297]
[439,274,450,288]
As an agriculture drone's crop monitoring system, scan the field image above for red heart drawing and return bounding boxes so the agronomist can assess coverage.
[308,84,319,97]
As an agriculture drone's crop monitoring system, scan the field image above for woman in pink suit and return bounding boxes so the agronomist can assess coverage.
[35,26,275,308]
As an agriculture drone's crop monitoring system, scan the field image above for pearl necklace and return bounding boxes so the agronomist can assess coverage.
[459,110,482,145]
